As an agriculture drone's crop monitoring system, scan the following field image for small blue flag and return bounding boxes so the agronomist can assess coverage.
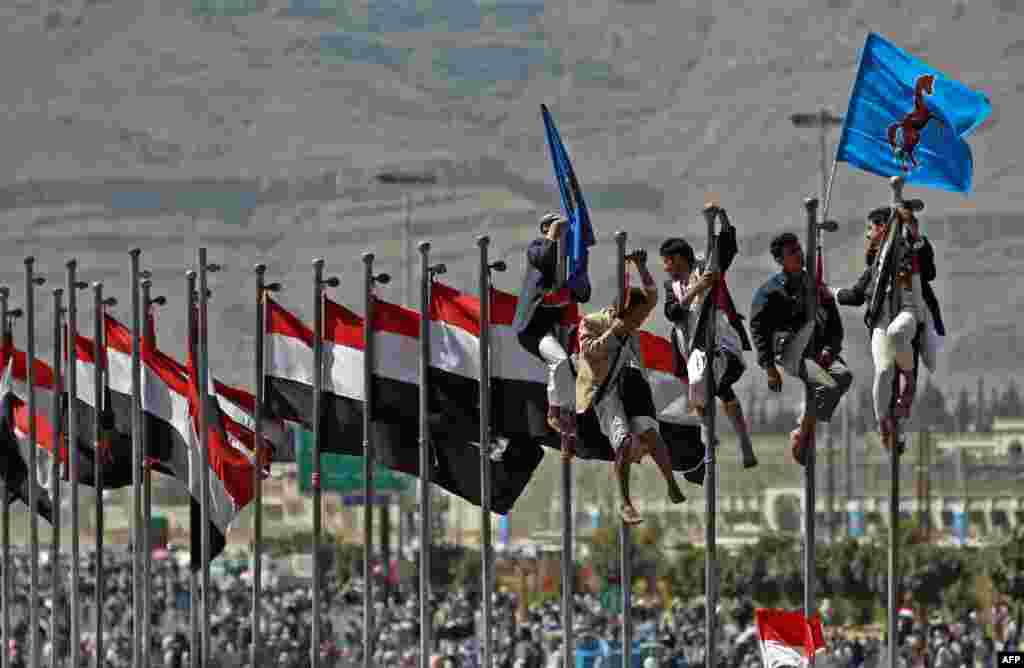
[836,32,991,193]
[541,104,595,296]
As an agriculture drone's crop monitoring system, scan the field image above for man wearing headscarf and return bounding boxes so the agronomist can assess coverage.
[513,212,592,450]
[832,199,942,451]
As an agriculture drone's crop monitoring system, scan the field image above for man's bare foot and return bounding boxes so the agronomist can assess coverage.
[620,504,642,525]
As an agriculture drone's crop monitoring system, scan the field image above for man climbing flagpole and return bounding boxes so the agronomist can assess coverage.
[538,104,595,667]
[827,35,989,667]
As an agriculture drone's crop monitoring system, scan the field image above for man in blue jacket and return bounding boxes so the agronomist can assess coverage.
[750,232,853,465]
[512,212,591,447]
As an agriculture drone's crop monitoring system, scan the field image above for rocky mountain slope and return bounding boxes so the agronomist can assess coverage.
[2,0,1022,411]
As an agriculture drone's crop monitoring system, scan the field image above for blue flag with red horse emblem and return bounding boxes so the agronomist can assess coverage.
[836,32,991,193]
[541,104,595,297]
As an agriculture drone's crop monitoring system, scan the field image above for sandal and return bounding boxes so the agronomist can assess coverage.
[790,429,807,467]
[895,370,916,418]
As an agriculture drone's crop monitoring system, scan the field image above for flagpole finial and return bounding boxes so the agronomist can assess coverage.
[0,287,7,298]
[53,288,63,297]
[66,259,77,271]
[477,236,490,249]
[186,270,196,280]
[24,256,34,267]
[614,231,627,245]
[418,241,431,254]
[890,176,905,203]
[362,252,375,265]
[130,249,141,258]
[804,197,820,213]
[254,264,266,275]
[313,258,324,269]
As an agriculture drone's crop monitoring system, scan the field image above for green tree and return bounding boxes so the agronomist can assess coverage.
[956,387,972,433]
[976,376,986,431]
[1000,379,1023,417]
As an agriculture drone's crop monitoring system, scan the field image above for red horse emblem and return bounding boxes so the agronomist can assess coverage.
[888,74,942,171]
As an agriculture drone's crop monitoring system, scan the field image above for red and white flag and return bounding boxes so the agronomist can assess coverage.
[756,608,826,668]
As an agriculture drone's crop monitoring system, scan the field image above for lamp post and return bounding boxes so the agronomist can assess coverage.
[791,109,843,544]
[789,109,844,205]
[374,171,438,308]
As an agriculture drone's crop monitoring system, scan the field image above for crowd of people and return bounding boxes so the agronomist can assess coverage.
[0,545,1018,668]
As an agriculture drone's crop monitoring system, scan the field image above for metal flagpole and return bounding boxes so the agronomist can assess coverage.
[311,258,323,668]
[130,249,143,668]
[198,249,220,668]
[93,282,116,668]
[50,288,64,668]
[252,265,280,668]
[362,254,376,668]
[418,242,445,668]
[844,404,853,537]
[477,236,505,668]
[25,258,46,668]
[699,206,718,668]
[887,175,906,668]
[803,197,820,650]
[141,278,165,668]
[0,286,9,668]
[362,252,390,668]
[186,270,200,668]
[613,230,632,668]
[558,231,574,668]
[66,263,85,668]
[479,237,493,668]
[253,265,265,668]
[312,259,338,668]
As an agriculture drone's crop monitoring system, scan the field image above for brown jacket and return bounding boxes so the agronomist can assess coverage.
[576,283,658,414]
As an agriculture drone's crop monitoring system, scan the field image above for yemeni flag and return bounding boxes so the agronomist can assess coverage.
[3,337,65,490]
[71,327,134,488]
[184,308,255,570]
[4,332,126,493]
[105,314,256,570]
[265,295,545,514]
[133,307,290,465]
[0,350,54,524]
[756,608,826,668]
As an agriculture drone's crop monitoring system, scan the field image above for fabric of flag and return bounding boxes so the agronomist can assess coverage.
[541,103,595,296]
[264,293,545,514]
[756,608,826,668]
[105,314,255,571]
[266,284,705,496]
[184,308,235,571]
[0,353,53,524]
[836,32,991,193]
[3,330,125,492]
[138,307,289,464]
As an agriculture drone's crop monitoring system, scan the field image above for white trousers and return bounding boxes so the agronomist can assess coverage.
[870,275,922,423]
[538,333,575,409]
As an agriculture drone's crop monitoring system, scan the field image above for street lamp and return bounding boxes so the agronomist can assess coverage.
[375,171,438,307]
[790,109,844,206]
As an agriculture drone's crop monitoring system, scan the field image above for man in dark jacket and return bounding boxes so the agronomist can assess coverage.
[831,201,942,451]
[750,232,853,465]
[660,207,757,468]
[512,212,591,444]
